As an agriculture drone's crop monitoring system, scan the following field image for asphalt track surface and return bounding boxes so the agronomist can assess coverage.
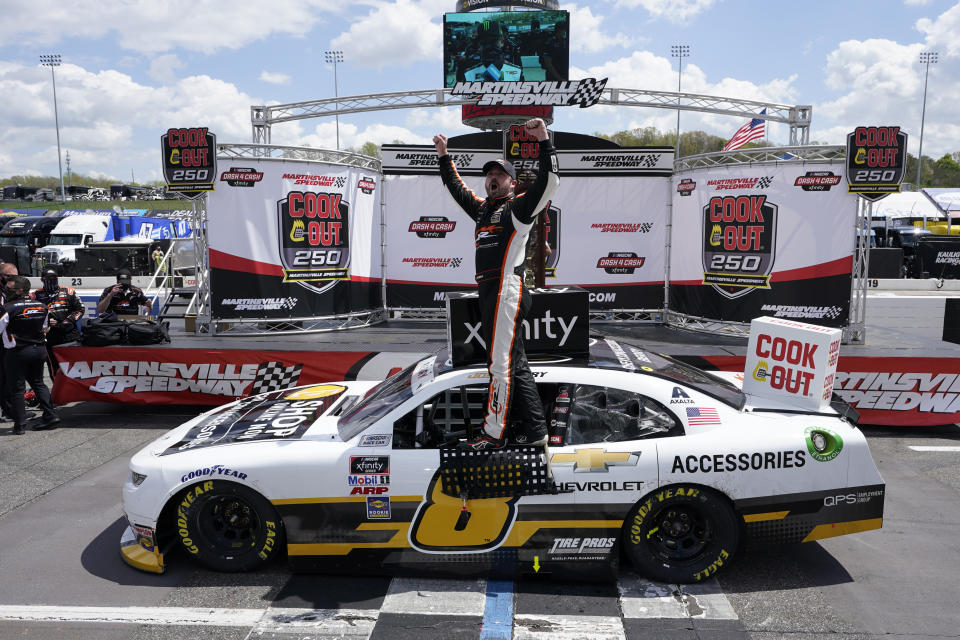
[0,401,958,640]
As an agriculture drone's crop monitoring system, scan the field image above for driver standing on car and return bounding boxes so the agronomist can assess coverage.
[434,117,559,451]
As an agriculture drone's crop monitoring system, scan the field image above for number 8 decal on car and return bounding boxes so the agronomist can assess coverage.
[409,472,519,552]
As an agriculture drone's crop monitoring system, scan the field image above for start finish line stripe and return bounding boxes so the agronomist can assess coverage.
[0,605,264,626]
[909,446,960,452]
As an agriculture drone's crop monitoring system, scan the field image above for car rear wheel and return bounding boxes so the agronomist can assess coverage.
[174,481,284,572]
[623,484,739,583]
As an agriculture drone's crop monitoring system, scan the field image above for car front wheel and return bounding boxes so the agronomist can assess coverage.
[623,484,739,583]
[174,481,284,572]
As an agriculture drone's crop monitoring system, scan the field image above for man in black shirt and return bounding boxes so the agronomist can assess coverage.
[97,268,149,319]
[434,117,559,450]
[32,266,84,378]
[1,276,59,434]
[0,262,18,421]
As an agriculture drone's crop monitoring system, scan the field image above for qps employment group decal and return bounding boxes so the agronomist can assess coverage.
[846,126,907,202]
[277,190,350,294]
[702,195,777,299]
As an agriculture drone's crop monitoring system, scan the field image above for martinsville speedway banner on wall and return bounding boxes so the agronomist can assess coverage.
[51,347,426,406]
[669,162,856,326]
[206,158,381,319]
[381,131,672,310]
[680,354,960,427]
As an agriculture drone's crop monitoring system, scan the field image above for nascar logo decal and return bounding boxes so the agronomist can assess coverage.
[277,190,350,294]
[702,194,777,299]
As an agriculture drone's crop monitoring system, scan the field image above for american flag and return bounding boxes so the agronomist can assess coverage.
[722,109,766,151]
[686,406,721,426]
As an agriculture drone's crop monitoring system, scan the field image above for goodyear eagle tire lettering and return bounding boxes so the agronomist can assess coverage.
[623,484,739,584]
[174,481,284,572]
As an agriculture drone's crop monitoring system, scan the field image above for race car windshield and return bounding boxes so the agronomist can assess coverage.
[646,352,745,409]
[338,362,418,440]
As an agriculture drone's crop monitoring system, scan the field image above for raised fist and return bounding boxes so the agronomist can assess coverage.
[523,118,548,141]
[433,134,448,156]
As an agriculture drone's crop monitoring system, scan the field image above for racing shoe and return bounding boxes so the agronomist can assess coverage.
[458,433,506,452]
[511,423,548,446]
[33,416,60,431]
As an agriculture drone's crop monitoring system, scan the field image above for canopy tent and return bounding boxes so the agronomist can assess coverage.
[872,192,944,221]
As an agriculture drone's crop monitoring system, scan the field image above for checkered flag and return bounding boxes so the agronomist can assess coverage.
[824,306,843,320]
[638,223,654,233]
[640,154,661,168]
[756,176,773,189]
[567,78,607,108]
[251,361,303,395]
[335,176,347,188]
[450,257,463,268]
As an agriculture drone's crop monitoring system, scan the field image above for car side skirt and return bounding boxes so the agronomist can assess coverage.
[736,484,885,544]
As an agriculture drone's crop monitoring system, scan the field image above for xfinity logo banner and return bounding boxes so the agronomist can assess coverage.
[450,78,608,108]
[446,288,589,365]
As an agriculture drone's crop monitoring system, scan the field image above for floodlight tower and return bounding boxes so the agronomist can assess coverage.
[324,50,345,150]
[670,44,690,156]
[39,54,66,203]
[916,51,938,189]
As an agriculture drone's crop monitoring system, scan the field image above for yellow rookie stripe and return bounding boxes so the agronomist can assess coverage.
[742,511,790,523]
[802,518,883,542]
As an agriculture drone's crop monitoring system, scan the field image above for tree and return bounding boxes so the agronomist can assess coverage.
[931,153,960,187]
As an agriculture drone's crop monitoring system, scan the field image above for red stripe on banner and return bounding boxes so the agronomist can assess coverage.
[349,274,380,282]
[691,354,960,427]
[51,346,377,406]
[769,256,852,282]
[670,257,853,287]
[209,249,284,277]
[386,279,479,287]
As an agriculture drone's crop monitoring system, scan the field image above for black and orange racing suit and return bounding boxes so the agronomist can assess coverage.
[439,141,559,439]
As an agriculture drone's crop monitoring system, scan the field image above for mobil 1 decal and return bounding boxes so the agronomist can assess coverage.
[702,194,777,299]
[278,190,350,294]
[846,126,907,202]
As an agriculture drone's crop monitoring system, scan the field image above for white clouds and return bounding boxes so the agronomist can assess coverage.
[916,2,960,56]
[612,0,715,23]
[297,120,430,150]
[566,4,633,53]
[0,0,340,55]
[148,55,185,84]
[259,71,292,85]
[330,0,445,69]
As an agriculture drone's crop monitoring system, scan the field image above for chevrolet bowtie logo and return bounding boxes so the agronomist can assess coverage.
[550,448,639,473]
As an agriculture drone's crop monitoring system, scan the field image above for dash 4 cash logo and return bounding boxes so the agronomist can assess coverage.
[702,195,777,299]
[794,171,841,192]
[597,252,645,274]
[277,191,350,294]
[409,216,456,238]
[220,167,264,187]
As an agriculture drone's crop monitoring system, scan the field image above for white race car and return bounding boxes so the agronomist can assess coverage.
[121,337,884,583]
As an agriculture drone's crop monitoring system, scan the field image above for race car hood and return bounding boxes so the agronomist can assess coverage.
[146,381,377,456]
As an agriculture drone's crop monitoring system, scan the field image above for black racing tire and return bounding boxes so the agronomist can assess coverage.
[623,484,739,584]
[174,481,284,572]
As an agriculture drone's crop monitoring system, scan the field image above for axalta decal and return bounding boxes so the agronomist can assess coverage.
[63,361,262,396]
[794,171,841,191]
[702,194,777,299]
[409,217,456,238]
[671,450,806,473]
[590,223,653,233]
[164,397,327,454]
[833,371,960,414]
[277,191,350,292]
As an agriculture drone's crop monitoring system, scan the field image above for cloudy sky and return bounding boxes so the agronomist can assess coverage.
[1,0,957,184]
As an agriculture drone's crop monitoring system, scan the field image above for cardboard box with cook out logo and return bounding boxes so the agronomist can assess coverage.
[743,316,842,412]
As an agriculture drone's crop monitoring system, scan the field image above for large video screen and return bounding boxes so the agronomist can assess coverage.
[443,11,570,87]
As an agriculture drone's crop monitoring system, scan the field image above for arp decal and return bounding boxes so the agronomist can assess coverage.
[277,191,350,294]
[702,195,777,299]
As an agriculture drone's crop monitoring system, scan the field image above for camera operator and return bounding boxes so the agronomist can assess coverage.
[31,266,84,378]
[96,268,149,320]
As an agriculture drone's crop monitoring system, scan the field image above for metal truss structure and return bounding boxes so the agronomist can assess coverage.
[674,145,845,170]
[390,308,662,323]
[218,143,380,170]
[251,88,812,145]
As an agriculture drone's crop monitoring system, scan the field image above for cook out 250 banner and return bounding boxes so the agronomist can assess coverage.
[206,158,381,319]
[670,163,856,327]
